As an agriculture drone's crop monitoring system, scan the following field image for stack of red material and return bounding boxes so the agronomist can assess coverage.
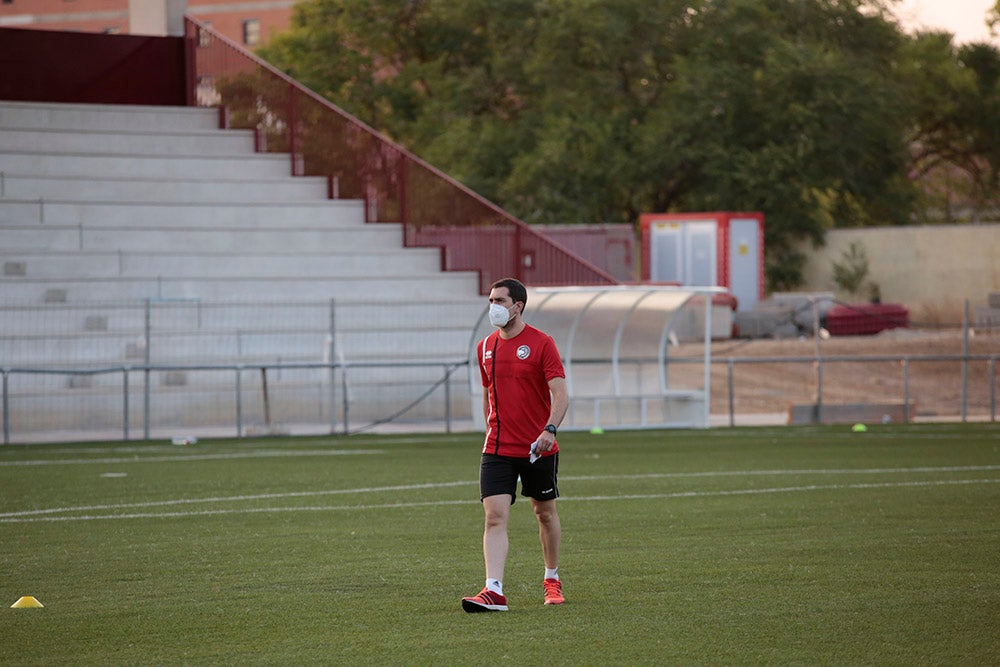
[825,304,909,336]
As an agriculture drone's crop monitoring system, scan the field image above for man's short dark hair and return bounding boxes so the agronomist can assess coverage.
[491,277,527,310]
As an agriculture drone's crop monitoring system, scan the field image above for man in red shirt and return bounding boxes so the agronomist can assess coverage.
[462,278,569,612]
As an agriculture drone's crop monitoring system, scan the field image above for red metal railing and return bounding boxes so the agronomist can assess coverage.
[184,17,618,294]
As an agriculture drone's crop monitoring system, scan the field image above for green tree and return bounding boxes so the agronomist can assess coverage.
[642,0,913,288]
[948,43,1000,220]
[831,241,876,300]
[261,0,918,289]
[900,32,1000,222]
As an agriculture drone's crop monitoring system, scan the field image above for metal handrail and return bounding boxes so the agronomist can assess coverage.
[182,17,618,294]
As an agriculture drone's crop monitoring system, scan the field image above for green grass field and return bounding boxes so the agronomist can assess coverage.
[2,424,998,665]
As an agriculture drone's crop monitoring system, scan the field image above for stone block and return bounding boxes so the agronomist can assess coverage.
[788,402,916,425]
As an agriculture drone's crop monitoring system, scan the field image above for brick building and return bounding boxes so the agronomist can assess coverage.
[0,0,296,47]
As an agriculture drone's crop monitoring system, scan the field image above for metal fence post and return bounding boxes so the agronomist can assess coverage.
[990,357,996,423]
[903,358,910,424]
[341,367,349,434]
[2,370,9,445]
[962,300,970,422]
[261,366,271,430]
[328,299,337,434]
[236,366,243,438]
[444,363,452,434]
[123,368,130,441]
[813,298,823,424]
[143,298,151,440]
[727,359,735,427]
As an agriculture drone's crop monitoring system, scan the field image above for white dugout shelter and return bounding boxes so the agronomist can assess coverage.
[469,285,726,431]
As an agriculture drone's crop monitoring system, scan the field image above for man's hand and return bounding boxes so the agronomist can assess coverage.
[534,429,556,453]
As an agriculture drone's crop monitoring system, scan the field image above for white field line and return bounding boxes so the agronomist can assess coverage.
[1,469,999,523]
[1,479,998,523]
[0,480,473,518]
[5,465,999,519]
[568,465,1000,480]
[0,449,384,467]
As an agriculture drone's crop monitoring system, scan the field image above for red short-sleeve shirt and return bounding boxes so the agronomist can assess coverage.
[478,324,565,457]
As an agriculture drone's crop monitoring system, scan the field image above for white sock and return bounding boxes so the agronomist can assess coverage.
[486,579,503,595]
[545,567,559,581]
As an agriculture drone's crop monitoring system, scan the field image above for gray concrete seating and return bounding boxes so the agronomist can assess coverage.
[2,326,473,367]
[0,100,221,132]
[0,222,407,252]
[1,173,331,202]
[1,249,446,279]
[0,198,366,226]
[0,274,480,303]
[0,100,484,437]
[0,150,292,179]
[0,125,257,155]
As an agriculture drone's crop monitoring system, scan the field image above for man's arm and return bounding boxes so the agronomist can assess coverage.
[547,376,569,428]
[535,376,568,453]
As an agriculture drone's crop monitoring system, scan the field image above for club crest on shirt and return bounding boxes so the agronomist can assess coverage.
[516,345,531,360]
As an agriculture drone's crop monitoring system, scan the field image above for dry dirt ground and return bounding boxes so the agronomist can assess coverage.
[672,328,1000,421]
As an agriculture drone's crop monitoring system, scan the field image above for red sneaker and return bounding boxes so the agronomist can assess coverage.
[543,578,565,605]
[462,587,508,612]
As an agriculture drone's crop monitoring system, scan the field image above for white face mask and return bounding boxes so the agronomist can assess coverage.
[489,302,513,327]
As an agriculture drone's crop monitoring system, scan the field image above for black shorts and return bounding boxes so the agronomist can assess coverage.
[479,453,559,503]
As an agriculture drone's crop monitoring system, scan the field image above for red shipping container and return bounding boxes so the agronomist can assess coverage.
[826,304,909,336]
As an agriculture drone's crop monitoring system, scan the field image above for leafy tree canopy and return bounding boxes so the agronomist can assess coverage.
[260,0,994,289]
[901,33,1000,222]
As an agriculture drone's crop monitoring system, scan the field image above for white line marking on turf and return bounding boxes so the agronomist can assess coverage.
[570,478,1000,501]
[0,480,473,518]
[565,464,1000,481]
[1,478,997,523]
[0,449,384,467]
[6,465,998,519]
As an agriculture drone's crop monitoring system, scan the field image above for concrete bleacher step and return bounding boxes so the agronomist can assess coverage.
[0,223,406,253]
[0,126,257,156]
[0,299,486,336]
[1,327,474,367]
[1,249,446,280]
[0,198,364,227]
[0,100,221,132]
[1,100,489,437]
[0,151,293,179]
[0,273,481,302]
[0,173,331,202]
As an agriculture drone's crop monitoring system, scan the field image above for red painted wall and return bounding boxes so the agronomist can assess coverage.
[0,27,186,106]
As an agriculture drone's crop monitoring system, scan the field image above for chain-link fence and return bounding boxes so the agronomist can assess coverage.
[1,299,476,442]
[3,300,998,443]
[3,354,997,444]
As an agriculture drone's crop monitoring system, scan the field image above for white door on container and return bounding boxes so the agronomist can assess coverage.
[650,223,683,283]
[684,221,717,286]
[728,217,760,310]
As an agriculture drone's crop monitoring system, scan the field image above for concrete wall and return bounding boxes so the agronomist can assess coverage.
[797,225,1000,319]
[537,223,637,282]
[129,0,186,36]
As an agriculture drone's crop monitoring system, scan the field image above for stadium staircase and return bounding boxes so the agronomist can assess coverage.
[0,100,485,439]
